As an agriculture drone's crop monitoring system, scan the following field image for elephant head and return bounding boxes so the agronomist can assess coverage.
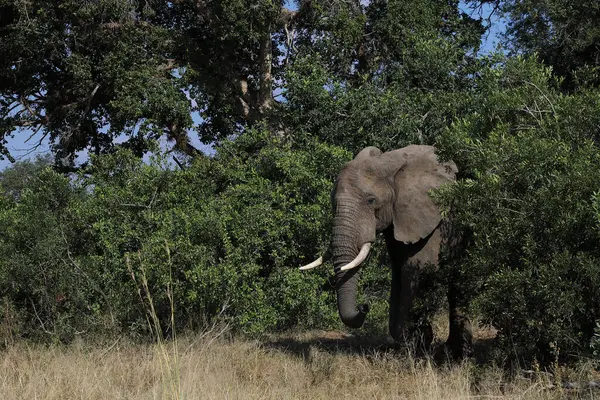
[301,145,457,329]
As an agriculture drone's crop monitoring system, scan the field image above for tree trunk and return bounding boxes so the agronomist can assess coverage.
[258,29,273,116]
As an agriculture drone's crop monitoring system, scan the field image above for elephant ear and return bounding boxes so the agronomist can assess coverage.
[391,145,457,244]
[354,146,382,161]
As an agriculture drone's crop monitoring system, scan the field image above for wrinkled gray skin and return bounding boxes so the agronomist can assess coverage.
[330,145,472,357]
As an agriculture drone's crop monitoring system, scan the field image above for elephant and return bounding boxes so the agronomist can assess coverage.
[301,145,473,358]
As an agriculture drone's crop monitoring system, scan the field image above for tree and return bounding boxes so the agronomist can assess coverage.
[1,0,485,168]
[0,0,194,167]
[283,0,485,153]
[435,55,600,363]
[472,0,600,88]
[0,154,52,200]
[0,0,306,166]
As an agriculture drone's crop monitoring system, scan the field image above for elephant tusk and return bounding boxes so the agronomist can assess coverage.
[299,246,333,271]
[299,256,324,270]
[340,243,372,271]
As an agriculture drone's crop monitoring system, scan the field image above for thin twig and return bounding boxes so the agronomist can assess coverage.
[99,337,121,358]
[30,299,53,336]
[15,131,49,159]
[524,81,557,116]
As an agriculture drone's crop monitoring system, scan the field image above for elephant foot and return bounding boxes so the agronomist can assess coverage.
[446,314,473,360]
[445,336,473,360]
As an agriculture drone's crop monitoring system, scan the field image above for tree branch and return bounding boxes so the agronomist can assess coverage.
[234,77,253,120]
[172,155,185,170]
[279,7,299,25]
[167,123,204,158]
[157,58,177,72]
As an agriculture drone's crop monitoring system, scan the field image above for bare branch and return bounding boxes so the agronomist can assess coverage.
[15,131,49,160]
[234,77,253,119]
[279,8,298,25]
[167,123,205,158]
[5,102,22,116]
[172,155,185,170]
[19,96,40,120]
[524,81,557,116]
[284,22,296,65]
[158,58,177,72]
[23,124,44,143]
[30,299,54,336]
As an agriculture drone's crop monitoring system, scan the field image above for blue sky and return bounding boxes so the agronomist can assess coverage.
[0,2,506,171]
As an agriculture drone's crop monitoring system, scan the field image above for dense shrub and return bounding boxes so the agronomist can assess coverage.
[436,56,600,363]
[0,132,355,339]
[0,164,92,341]
[0,127,407,343]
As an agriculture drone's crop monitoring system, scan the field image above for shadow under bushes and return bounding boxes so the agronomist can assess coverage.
[261,329,500,368]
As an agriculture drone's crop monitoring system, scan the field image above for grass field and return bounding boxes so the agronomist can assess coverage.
[1,324,597,400]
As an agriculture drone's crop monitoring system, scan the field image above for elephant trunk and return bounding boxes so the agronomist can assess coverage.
[334,267,369,328]
[332,222,369,329]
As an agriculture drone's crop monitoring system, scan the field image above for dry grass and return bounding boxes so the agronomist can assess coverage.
[0,328,594,400]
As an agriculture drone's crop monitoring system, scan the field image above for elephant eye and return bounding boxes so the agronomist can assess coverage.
[366,197,376,205]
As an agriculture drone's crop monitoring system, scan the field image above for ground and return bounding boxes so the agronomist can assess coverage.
[1,321,598,399]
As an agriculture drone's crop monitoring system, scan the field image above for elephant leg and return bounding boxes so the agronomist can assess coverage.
[386,229,440,349]
[446,279,473,359]
[387,259,405,342]
[439,219,474,359]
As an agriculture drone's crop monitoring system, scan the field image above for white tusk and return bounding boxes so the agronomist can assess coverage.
[340,243,372,271]
[299,256,324,270]
[299,246,332,271]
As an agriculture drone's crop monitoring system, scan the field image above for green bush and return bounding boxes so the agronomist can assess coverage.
[0,131,362,340]
[436,55,600,364]
[0,164,94,341]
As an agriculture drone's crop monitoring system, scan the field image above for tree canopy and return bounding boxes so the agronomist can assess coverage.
[478,0,600,87]
[0,0,484,167]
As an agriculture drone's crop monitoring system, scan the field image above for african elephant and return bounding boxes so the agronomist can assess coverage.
[301,145,472,358]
